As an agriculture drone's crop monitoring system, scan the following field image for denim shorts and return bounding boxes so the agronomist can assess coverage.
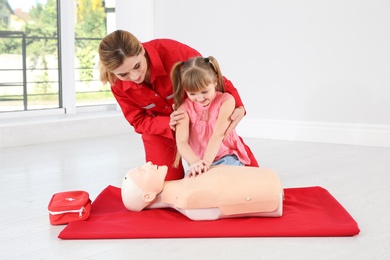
[184,154,243,177]
[211,154,244,166]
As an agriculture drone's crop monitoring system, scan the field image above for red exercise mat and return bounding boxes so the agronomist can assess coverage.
[58,185,360,239]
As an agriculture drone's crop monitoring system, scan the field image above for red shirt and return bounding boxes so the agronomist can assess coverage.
[111,39,244,140]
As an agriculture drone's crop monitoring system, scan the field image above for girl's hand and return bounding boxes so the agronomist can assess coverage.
[225,106,245,135]
[188,160,210,177]
[169,105,185,131]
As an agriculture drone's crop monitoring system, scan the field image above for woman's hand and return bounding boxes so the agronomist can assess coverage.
[225,106,245,135]
[188,160,210,177]
[169,105,185,131]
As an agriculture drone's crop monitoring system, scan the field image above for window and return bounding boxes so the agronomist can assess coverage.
[0,0,116,113]
[0,0,60,112]
[74,0,116,107]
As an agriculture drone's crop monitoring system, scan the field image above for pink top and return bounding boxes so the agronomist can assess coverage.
[183,92,251,165]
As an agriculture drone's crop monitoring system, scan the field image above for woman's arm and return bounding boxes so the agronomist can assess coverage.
[223,77,246,135]
[112,85,174,139]
[202,95,236,165]
[223,77,244,108]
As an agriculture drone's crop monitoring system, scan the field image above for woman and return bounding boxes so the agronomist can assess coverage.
[98,30,258,180]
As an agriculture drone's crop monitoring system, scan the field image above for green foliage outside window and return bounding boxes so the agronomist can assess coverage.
[75,0,106,84]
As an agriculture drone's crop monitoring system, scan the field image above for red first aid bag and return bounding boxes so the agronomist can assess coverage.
[48,190,91,225]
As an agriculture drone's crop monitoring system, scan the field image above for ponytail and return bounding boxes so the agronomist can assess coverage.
[171,61,186,111]
[206,56,225,92]
[171,61,185,168]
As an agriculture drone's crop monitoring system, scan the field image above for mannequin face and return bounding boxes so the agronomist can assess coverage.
[121,162,168,211]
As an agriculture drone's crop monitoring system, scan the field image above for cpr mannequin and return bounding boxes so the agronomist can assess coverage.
[121,162,283,221]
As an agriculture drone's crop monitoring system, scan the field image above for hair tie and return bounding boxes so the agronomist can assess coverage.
[204,57,215,72]
[204,57,213,65]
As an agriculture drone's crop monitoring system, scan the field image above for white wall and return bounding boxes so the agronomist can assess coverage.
[116,0,390,147]
[116,0,154,41]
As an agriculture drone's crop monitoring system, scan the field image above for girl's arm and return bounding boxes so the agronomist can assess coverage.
[176,110,210,176]
[175,109,201,166]
[202,95,236,165]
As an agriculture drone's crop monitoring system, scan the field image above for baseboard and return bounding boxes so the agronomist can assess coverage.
[237,118,390,148]
[0,111,132,148]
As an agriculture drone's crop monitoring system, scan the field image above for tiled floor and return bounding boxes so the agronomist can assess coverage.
[1,133,389,259]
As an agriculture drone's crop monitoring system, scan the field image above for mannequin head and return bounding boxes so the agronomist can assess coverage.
[121,162,168,211]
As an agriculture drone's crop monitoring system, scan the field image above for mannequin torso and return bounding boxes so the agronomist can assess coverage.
[121,163,283,221]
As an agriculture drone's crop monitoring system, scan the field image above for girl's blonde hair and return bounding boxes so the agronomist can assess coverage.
[170,56,225,167]
[98,30,142,85]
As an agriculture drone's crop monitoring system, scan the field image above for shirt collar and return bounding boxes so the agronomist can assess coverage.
[143,42,168,83]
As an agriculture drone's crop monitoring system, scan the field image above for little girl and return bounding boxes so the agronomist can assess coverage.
[171,56,253,177]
